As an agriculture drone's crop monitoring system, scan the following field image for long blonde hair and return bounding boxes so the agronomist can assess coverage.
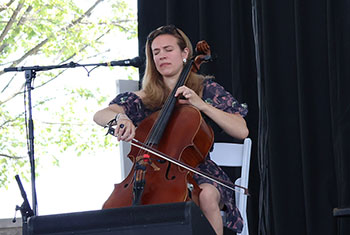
[141,25,205,110]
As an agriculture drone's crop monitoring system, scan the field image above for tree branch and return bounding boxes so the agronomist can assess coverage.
[0,0,16,13]
[0,5,32,55]
[38,121,95,126]
[0,81,24,105]
[60,28,111,64]
[0,0,105,78]
[0,38,49,78]
[0,96,55,129]
[0,0,24,43]
[16,5,33,26]
[1,72,16,93]
[0,43,8,52]
[66,0,104,29]
[0,26,111,105]
[0,153,25,159]
[77,19,136,31]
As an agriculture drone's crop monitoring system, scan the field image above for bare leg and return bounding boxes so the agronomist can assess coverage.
[199,183,223,235]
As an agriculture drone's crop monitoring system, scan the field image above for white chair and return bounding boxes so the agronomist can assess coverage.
[210,138,252,235]
[115,79,139,180]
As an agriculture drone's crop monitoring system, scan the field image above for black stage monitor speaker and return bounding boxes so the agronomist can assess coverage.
[27,202,216,235]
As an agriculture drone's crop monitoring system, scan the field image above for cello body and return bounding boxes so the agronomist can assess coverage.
[103,104,214,209]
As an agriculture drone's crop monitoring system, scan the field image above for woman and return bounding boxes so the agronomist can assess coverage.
[93,25,248,235]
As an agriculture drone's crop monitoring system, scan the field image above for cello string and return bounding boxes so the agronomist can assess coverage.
[131,138,249,195]
[145,59,193,146]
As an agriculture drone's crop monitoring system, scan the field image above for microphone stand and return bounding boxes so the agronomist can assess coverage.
[25,69,38,217]
[7,64,82,217]
[3,59,142,233]
[14,175,34,235]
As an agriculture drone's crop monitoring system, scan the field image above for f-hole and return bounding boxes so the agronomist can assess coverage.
[165,162,176,180]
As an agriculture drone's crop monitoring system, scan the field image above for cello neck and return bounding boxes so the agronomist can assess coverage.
[146,60,193,146]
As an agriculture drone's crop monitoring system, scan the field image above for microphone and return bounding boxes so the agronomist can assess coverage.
[107,56,144,68]
[2,56,145,73]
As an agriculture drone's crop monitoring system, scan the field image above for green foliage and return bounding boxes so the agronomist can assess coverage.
[0,0,137,188]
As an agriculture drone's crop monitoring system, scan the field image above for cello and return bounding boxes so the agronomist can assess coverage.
[103,40,247,209]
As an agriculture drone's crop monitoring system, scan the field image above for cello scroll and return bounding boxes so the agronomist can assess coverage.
[192,40,212,73]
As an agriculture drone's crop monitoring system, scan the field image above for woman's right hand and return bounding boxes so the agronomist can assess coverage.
[93,104,136,142]
[114,114,136,142]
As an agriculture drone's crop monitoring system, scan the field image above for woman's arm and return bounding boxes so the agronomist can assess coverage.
[200,103,249,139]
[175,85,249,140]
[93,104,135,142]
[93,104,125,127]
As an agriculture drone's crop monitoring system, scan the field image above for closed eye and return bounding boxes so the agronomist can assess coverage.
[164,46,174,52]
[153,49,160,55]
[152,45,174,56]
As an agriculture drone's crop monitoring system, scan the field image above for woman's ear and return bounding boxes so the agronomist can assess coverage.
[182,47,190,59]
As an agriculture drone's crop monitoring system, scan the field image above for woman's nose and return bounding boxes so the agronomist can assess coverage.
[159,53,166,60]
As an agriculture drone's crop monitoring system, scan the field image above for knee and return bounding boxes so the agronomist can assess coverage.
[199,184,220,212]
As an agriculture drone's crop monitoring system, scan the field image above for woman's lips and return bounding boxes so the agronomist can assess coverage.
[160,62,171,67]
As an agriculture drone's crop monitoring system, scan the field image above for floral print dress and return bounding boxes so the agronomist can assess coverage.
[109,79,248,232]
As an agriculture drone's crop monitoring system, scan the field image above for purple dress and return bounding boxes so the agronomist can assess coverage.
[110,79,248,232]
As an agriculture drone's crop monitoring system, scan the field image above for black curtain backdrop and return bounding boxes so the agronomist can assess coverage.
[137,0,350,235]
[255,0,350,234]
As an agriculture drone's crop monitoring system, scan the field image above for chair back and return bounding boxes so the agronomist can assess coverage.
[210,138,252,235]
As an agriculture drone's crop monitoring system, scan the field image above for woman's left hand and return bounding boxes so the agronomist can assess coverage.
[175,86,249,139]
[175,85,206,111]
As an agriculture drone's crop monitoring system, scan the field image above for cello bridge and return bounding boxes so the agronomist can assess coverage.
[136,155,160,171]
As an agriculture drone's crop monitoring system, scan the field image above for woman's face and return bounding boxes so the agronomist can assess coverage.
[151,34,188,79]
